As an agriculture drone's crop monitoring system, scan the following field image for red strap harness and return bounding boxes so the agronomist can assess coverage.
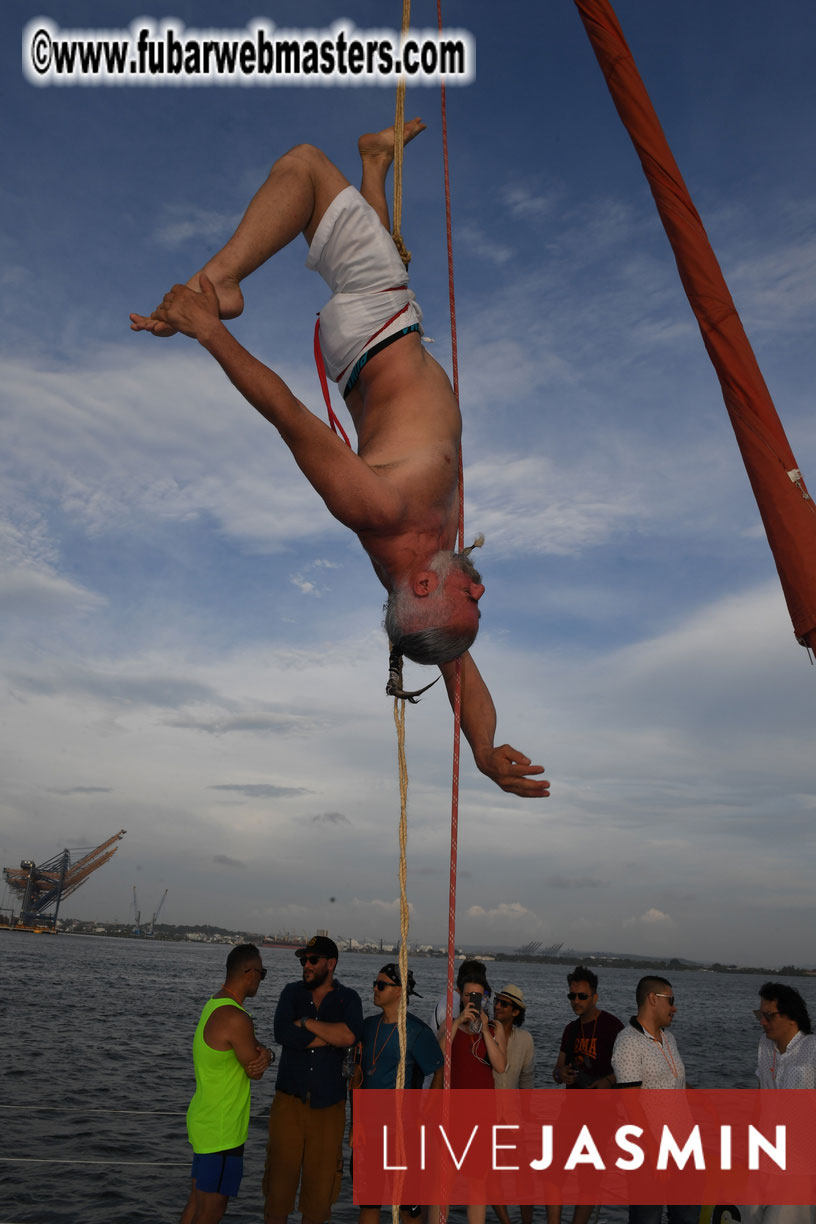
[313,296,411,451]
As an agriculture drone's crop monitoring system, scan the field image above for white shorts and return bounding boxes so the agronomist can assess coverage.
[306,185,423,395]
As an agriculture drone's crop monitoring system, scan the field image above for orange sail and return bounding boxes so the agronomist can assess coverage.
[575,0,816,653]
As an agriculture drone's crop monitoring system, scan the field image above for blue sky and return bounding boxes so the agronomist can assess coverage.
[2,1,815,965]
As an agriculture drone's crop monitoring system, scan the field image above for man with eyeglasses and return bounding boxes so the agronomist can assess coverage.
[355,964,444,1224]
[742,983,816,1224]
[182,943,273,1224]
[611,975,697,1224]
[753,981,816,1091]
[263,934,363,1224]
[549,967,622,1224]
[553,966,623,1093]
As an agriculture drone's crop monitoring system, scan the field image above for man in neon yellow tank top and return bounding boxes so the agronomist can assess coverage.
[182,943,273,1224]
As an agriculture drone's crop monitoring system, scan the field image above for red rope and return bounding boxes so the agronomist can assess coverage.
[313,318,352,448]
[437,0,463,1110]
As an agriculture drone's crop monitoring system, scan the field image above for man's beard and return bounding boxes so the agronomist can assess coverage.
[304,966,330,991]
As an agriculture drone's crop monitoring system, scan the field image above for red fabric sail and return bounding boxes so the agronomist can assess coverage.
[575,0,816,652]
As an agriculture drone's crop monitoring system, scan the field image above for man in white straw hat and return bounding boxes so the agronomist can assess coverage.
[492,983,535,1224]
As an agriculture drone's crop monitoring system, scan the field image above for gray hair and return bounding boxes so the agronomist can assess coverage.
[383,543,484,666]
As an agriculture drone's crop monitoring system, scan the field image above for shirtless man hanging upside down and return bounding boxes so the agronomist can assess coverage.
[130,121,549,799]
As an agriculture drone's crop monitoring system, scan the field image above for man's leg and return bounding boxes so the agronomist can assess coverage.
[263,1093,306,1224]
[131,143,350,334]
[180,1181,230,1224]
[298,1099,347,1224]
[629,1208,664,1224]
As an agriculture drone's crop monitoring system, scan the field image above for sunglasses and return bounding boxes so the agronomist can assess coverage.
[494,999,514,1008]
[298,955,325,966]
[753,1009,780,1022]
[245,966,267,979]
[567,992,590,1001]
[374,979,397,990]
[655,993,675,1005]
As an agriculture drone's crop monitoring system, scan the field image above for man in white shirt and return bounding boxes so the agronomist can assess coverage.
[611,975,697,1224]
[753,981,816,1091]
[743,982,816,1224]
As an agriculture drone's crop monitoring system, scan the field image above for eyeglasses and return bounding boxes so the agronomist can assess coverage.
[298,955,326,966]
[245,966,267,979]
[753,1009,780,1022]
[374,979,397,991]
[567,992,590,1001]
[655,994,675,1006]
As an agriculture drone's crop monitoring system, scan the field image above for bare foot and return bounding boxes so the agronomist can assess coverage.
[358,117,426,167]
[188,266,244,320]
[130,267,243,336]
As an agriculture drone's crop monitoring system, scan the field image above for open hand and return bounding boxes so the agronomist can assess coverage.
[476,744,549,798]
[129,311,177,337]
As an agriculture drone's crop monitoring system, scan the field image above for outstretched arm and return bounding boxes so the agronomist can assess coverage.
[135,278,406,534]
[438,653,549,799]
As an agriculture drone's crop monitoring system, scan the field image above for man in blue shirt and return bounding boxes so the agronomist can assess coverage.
[356,963,443,1224]
[360,963,443,1090]
[263,935,363,1224]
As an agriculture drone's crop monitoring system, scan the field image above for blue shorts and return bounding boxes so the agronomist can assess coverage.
[191,1146,244,1197]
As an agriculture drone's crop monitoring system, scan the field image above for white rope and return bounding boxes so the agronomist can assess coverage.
[0,1157,189,1166]
[0,1104,184,1115]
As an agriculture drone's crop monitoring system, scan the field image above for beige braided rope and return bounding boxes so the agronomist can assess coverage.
[389,6,413,1220]
[392,0,412,268]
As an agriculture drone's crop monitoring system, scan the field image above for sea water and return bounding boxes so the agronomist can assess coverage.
[0,933,795,1223]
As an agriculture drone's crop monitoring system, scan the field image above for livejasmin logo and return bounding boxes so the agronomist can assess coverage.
[382,1122,785,1174]
[354,1091,816,1206]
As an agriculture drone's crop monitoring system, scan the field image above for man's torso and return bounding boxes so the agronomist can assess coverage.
[187,997,251,1153]
[493,1026,535,1089]
[560,1010,624,1088]
[347,335,462,546]
[612,1020,686,1090]
[360,1010,443,1089]
[757,1031,816,1090]
[275,979,363,1107]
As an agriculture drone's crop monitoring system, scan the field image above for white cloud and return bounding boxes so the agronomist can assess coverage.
[624,908,675,929]
[467,901,538,922]
[0,566,105,617]
[456,223,515,266]
[154,205,239,249]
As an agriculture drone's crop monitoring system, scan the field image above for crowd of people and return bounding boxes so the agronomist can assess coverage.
[181,941,816,1224]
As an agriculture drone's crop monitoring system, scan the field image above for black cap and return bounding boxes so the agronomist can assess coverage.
[295,934,339,960]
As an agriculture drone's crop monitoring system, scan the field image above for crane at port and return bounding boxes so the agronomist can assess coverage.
[144,889,168,937]
[2,830,126,932]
